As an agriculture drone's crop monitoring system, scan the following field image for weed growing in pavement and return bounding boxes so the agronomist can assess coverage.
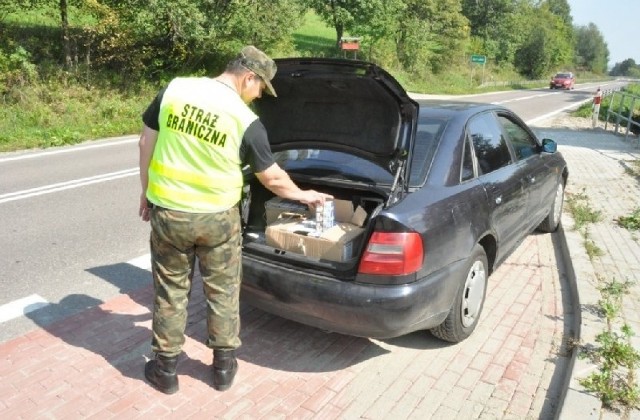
[623,160,640,179]
[565,190,604,260]
[565,192,640,408]
[584,237,604,260]
[580,276,640,410]
[566,191,602,230]
[617,208,640,231]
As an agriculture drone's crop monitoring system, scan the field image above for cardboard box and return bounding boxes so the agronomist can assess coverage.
[265,199,368,262]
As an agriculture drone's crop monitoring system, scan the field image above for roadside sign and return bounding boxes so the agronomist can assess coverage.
[471,54,486,64]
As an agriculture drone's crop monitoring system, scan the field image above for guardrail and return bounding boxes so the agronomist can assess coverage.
[604,90,640,146]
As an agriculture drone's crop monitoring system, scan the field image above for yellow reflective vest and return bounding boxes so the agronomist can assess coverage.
[147,77,258,213]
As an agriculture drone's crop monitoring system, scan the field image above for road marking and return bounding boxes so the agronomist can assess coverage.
[0,294,49,323]
[0,168,138,204]
[128,254,152,270]
[0,256,151,325]
[492,91,561,104]
[526,98,593,125]
[0,137,138,163]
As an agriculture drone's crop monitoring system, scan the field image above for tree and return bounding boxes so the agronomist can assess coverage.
[303,0,369,47]
[349,0,404,61]
[514,5,572,78]
[610,59,638,77]
[514,26,552,79]
[574,23,609,74]
[89,0,304,77]
[546,0,572,26]
[460,0,527,64]
[397,0,469,74]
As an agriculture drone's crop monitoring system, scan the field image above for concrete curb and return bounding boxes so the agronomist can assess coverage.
[557,214,603,419]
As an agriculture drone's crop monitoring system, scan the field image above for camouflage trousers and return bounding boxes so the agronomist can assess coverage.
[149,205,242,357]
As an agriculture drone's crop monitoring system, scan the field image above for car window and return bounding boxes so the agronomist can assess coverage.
[273,118,447,188]
[467,113,512,175]
[409,119,446,186]
[273,149,393,185]
[497,115,538,161]
[461,137,474,182]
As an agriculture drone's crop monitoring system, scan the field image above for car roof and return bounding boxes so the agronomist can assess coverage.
[413,99,506,120]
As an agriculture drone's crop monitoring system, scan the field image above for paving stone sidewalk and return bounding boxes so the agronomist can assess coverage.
[534,124,640,420]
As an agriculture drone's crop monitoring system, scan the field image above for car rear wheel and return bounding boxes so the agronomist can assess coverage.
[537,181,564,233]
[430,244,488,343]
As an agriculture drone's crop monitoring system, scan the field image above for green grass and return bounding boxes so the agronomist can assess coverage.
[292,11,339,58]
[566,192,603,230]
[617,209,640,231]
[0,78,155,152]
[574,83,640,119]
[4,3,96,26]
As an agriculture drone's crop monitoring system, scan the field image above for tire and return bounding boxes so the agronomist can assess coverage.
[430,245,488,343]
[537,181,564,233]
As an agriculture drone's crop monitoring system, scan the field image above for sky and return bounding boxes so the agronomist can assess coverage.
[567,0,640,67]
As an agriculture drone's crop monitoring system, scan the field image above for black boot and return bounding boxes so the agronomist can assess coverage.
[213,349,238,391]
[144,354,179,394]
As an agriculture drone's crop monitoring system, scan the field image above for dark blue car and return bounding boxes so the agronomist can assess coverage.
[241,58,568,343]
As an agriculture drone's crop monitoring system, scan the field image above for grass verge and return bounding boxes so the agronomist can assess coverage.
[1,76,156,152]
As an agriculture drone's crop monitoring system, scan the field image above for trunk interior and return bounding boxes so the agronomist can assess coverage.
[241,175,387,271]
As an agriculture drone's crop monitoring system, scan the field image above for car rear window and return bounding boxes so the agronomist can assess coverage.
[272,119,447,188]
[273,149,394,185]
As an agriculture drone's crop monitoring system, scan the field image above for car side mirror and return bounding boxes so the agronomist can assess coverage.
[541,138,557,153]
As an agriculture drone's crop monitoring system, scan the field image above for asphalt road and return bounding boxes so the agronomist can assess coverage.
[0,79,630,344]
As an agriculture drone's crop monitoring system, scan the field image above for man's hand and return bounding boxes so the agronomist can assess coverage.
[138,125,158,223]
[297,190,333,210]
[256,163,333,206]
[139,193,151,222]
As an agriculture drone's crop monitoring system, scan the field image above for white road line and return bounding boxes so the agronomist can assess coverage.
[492,91,561,105]
[128,254,152,270]
[1,256,151,325]
[0,294,49,323]
[0,137,138,163]
[526,98,592,125]
[0,168,138,204]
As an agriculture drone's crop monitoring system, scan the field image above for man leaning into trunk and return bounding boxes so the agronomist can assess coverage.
[138,45,330,394]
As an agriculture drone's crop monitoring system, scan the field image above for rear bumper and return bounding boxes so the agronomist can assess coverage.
[241,255,466,339]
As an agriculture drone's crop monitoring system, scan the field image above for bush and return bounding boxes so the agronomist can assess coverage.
[0,44,38,94]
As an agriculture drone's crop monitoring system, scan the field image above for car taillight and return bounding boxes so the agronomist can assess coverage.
[358,232,424,276]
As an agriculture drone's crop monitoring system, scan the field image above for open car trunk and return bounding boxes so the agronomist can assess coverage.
[240,58,418,276]
[241,176,387,274]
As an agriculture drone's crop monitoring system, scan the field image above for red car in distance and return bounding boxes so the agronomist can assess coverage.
[550,72,575,90]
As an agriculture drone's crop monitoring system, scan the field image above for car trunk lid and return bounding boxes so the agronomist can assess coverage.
[252,58,418,183]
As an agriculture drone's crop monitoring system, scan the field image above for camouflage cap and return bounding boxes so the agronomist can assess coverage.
[238,45,277,97]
